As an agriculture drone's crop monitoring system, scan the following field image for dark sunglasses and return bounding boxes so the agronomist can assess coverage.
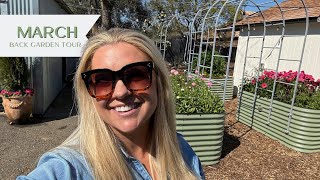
[81,61,154,100]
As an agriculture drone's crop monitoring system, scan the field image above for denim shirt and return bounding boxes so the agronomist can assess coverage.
[17,133,205,180]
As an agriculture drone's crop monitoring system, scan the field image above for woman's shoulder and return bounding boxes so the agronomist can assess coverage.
[176,132,205,179]
[176,132,196,157]
[16,147,93,180]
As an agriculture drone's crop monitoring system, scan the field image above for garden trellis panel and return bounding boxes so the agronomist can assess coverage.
[184,0,320,152]
[232,0,320,152]
[186,0,242,102]
[152,0,319,153]
[152,10,191,62]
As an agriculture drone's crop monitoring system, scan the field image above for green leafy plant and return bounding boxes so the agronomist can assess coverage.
[170,69,224,114]
[0,57,34,98]
[192,50,226,78]
[243,70,320,110]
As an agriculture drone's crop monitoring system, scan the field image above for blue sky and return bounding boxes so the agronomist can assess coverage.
[141,0,285,12]
[244,0,284,12]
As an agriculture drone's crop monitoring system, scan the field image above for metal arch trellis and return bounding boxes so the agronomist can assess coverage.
[235,0,309,134]
[199,0,242,103]
[161,12,191,61]
[155,18,169,59]
[186,5,212,76]
[154,11,191,61]
[187,0,241,103]
[185,0,309,134]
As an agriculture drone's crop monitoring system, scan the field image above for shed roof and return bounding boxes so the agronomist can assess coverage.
[237,0,320,25]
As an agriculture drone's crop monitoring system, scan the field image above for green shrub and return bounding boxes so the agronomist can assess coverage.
[0,57,33,97]
[192,50,226,78]
[170,69,224,114]
[243,70,320,110]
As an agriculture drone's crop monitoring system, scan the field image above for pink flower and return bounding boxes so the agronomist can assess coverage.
[251,79,256,85]
[25,88,34,96]
[0,90,8,95]
[174,71,179,75]
[207,82,212,87]
[311,81,318,87]
[305,74,314,81]
[195,70,199,74]
[259,75,266,81]
[286,77,294,83]
[170,69,176,74]
[261,83,268,89]
[1,90,12,96]
[13,91,22,96]
[191,82,196,87]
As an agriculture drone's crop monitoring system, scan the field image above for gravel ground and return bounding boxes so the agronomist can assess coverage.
[1,85,319,179]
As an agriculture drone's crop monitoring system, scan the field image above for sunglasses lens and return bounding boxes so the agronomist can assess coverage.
[89,71,113,97]
[83,61,153,99]
[123,65,151,91]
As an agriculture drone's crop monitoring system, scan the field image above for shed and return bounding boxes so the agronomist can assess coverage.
[233,0,320,88]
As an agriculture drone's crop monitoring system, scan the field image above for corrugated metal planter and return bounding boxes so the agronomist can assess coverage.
[189,73,234,100]
[206,76,234,101]
[176,113,225,165]
[238,91,320,153]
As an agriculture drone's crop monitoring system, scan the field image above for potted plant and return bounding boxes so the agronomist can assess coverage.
[238,70,320,152]
[170,69,225,165]
[0,57,34,124]
[190,50,234,100]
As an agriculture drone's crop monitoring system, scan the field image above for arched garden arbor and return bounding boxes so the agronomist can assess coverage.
[187,0,320,153]
[186,0,242,102]
[154,12,192,62]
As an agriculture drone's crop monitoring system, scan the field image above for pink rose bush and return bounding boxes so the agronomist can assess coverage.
[243,70,320,110]
[0,88,34,98]
[169,69,224,114]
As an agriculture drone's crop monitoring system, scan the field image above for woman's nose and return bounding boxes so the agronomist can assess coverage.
[112,79,132,99]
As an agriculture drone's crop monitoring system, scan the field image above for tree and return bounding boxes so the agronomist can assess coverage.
[63,0,150,31]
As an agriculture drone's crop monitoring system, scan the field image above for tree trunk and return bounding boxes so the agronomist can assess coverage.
[100,0,112,30]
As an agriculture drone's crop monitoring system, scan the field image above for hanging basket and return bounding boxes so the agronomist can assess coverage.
[1,96,33,124]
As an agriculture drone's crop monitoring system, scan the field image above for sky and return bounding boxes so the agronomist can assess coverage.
[141,0,286,13]
[244,0,284,12]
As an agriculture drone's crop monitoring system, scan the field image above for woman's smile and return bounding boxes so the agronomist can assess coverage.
[91,42,157,135]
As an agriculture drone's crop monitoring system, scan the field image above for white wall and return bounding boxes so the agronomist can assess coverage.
[234,21,320,88]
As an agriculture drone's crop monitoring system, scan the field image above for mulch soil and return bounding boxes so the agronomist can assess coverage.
[204,99,320,179]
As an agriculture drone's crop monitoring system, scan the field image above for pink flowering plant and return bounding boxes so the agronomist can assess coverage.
[0,57,34,98]
[169,69,224,114]
[0,88,34,98]
[243,70,320,110]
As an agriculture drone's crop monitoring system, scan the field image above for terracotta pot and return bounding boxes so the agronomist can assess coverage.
[1,96,33,124]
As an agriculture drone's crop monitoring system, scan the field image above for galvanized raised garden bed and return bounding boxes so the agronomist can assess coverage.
[238,91,320,153]
[176,113,225,165]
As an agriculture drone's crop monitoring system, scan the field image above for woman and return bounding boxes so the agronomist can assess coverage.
[17,28,204,180]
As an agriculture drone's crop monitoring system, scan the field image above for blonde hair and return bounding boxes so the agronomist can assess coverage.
[62,28,199,180]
